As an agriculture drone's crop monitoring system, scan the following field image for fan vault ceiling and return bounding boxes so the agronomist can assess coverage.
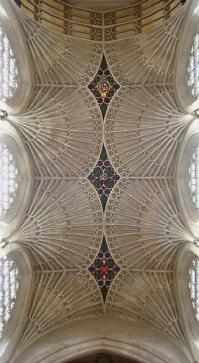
[2,0,197,362]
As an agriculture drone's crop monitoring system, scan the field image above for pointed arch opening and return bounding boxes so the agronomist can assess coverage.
[0,254,19,338]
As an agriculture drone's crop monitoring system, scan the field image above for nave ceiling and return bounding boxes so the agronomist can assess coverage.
[0,0,198,363]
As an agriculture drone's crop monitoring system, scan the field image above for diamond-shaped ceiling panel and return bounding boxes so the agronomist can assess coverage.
[88,55,120,118]
[89,237,120,302]
[88,145,120,210]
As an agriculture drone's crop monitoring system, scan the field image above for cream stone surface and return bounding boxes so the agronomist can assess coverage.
[0,1,198,363]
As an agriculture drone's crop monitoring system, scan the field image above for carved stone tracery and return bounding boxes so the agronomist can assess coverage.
[0,1,196,363]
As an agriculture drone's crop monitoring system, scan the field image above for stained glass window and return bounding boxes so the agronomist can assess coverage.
[189,256,199,321]
[0,25,18,101]
[0,255,19,337]
[0,142,19,217]
[188,34,199,97]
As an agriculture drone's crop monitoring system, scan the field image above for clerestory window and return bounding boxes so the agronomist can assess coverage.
[0,255,19,337]
[0,6,32,363]
[0,142,19,218]
[0,25,18,101]
[189,256,199,321]
[188,34,199,98]
[0,22,20,218]
[188,145,199,211]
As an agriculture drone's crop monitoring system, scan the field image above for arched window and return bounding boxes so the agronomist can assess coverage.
[188,144,199,211]
[0,25,18,101]
[0,255,19,337]
[189,256,199,321]
[0,142,19,218]
[188,34,199,97]
[0,24,19,217]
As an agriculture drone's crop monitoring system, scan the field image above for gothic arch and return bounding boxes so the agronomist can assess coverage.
[11,318,191,363]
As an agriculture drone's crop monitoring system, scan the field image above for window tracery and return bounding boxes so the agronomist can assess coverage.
[0,142,19,218]
[188,33,199,97]
[0,255,19,337]
[188,145,199,211]
[0,25,18,102]
[0,24,19,217]
[189,256,199,321]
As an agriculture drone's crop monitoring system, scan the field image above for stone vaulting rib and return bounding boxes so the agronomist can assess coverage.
[12,179,103,270]
[13,271,103,355]
[11,87,103,177]
[15,6,103,85]
[104,4,187,84]
[106,271,187,345]
[104,179,189,272]
[104,86,192,177]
